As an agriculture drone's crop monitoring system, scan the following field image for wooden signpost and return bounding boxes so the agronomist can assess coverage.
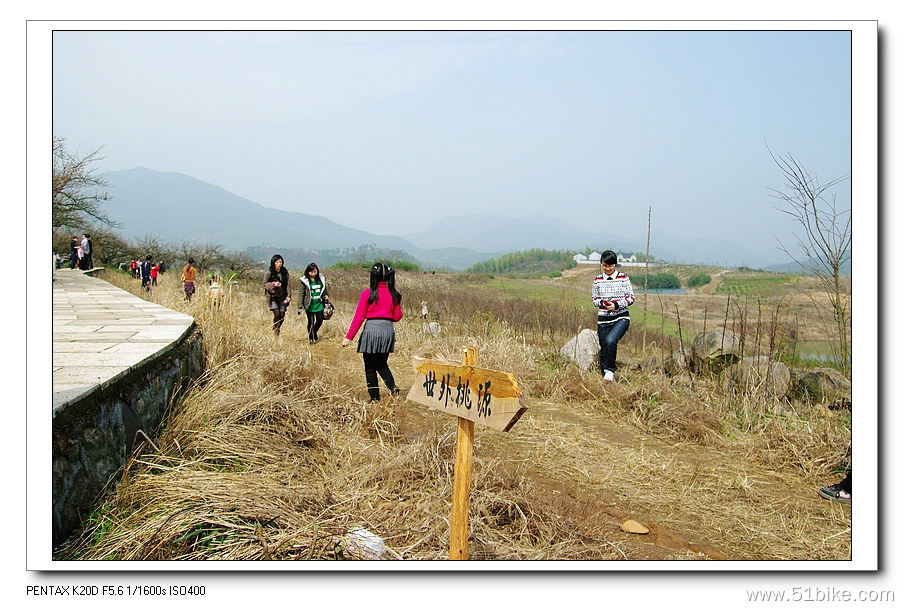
[405,346,528,560]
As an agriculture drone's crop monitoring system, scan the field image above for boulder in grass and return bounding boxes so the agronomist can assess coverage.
[420,321,442,337]
[690,329,742,373]
[560,329,600,371]
[723,356,791,398]
[791,367,851,407]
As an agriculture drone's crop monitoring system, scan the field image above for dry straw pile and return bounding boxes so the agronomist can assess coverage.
[57,268,851,561]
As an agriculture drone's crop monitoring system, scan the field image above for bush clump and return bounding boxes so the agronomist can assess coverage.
[646,273,681,289]
[687,273,711,288]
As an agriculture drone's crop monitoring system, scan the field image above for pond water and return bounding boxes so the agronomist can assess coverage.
[638,287,688,295]
[798,353,840,363]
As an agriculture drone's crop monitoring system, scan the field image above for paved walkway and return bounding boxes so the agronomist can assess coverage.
[52,268,195,414]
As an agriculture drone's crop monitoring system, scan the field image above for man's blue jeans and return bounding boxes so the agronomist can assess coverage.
[598,318,630,373]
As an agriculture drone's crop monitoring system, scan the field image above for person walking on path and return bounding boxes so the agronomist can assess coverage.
[84,234,93,269]
[69,236,79,269]
[140,255,153,292]
[297,262,330,344]
[341,262,403,402]
[592,250,635,382]
[130,259,138,278]
[181,258,197,301]
[80,234,92,269]
[264,254,291,337]
[74,239,85,270]
[150,261,160,286]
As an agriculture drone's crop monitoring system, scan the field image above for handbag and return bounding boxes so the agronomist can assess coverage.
[322,297,335,320]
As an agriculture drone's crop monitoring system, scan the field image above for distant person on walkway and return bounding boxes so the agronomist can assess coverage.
[130,259,138,278]
[74,240,85,270]
[342,262,403,402]
[150,261,160,286]
[297,262,329,344]
[264,254,291,337]
[69,236,79,269]
[181,258,197,301]
[592,250,635,382]
[140,255,152,292]
[54,253,61,269]
[818,471,851,504]
[80,234,92,269]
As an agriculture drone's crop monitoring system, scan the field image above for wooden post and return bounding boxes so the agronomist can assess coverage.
[450,346,478,560]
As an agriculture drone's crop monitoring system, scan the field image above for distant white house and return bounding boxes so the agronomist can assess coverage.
[574,251,656,266]
[576,251,602,265]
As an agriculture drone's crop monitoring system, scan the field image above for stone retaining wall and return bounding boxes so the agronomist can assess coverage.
[52,271,204,549]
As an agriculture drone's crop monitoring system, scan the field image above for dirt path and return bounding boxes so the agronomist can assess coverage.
[699,270,730,295]
[305,322,850,561]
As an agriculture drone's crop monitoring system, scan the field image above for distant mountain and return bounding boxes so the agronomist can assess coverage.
[99,168,495,270]
[763,259,852,276]
[98,168,786,270]
[633,230,770,268]
[407,213,777,267]
[404,213,629,253]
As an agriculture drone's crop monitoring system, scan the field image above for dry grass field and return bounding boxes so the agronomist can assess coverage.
[56,265,852,561]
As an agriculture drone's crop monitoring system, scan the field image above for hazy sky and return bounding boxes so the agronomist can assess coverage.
[52,30,852,255]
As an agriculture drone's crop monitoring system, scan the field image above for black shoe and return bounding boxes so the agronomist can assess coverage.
[818,484,851,504]
[388,387,400,396]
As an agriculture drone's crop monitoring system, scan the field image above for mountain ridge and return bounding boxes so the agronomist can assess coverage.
[98,167,783,269]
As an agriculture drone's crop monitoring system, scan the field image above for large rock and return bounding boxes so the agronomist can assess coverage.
[690,329,742,373]
[723,356,791,397]
[790,367,851,406]
[560,329,599,371]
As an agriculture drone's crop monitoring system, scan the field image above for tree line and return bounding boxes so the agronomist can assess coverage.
[464,249,578,276]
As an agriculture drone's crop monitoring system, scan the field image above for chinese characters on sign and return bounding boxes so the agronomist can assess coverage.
[406,357,527,432]
[423,371,493,417]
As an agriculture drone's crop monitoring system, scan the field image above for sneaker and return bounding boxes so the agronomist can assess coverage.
[818,484,851,504]
[603,370,615,382]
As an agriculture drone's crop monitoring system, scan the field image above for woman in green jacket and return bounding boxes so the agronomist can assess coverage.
[297,263,329,344]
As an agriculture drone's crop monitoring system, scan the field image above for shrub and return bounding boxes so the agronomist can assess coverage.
[330,259,419,272]
[687,273,711,288]
[646,273,681,289]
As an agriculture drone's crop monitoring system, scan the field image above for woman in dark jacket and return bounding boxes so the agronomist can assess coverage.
[264,254,291,336]
[297,262,330,344]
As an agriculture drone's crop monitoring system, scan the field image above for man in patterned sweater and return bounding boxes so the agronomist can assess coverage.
[591,250,635,381]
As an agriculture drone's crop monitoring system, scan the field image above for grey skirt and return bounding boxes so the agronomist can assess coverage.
[357,319,396,353]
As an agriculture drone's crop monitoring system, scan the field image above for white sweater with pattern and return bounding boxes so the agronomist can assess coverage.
[591,271,635,324]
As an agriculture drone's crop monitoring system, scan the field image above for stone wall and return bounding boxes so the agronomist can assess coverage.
[51,325,203,549]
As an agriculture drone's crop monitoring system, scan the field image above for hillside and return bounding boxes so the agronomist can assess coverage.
[464,248,577,276]
[98,168,789,269]
[99,168,497,270]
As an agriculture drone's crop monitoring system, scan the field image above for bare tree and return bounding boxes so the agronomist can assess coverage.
[767,145,851,375]
[175,241,224,271]
[52,137,116,229]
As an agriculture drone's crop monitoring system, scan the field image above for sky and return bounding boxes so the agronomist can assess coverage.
[52,29,852,258]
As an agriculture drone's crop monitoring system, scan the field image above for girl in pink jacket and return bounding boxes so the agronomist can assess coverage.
[342,262,403,402]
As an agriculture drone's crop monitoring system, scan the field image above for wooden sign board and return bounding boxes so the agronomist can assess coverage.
[405,357,528,432]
